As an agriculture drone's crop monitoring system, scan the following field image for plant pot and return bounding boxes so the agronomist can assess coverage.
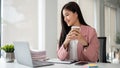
[4,53,15,62]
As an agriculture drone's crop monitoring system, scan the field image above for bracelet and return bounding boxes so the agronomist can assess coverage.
[63,44,68,49]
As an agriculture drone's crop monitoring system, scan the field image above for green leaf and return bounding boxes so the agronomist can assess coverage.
[0,44,14,53]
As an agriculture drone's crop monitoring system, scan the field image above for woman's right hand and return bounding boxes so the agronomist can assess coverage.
[63,30,74,49]
[63,35,70,49]
[63,28,80,49]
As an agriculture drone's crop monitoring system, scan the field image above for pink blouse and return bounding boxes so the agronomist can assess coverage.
[57,25,99,62]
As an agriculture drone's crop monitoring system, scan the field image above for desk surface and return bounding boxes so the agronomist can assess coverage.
[0,58,120,68]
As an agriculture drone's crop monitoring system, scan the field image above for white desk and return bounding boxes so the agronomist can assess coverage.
[0,58,120,68]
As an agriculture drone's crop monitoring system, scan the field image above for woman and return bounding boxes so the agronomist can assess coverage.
[57,1,99,62]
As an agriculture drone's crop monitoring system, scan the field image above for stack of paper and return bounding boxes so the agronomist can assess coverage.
[31,50,47,61]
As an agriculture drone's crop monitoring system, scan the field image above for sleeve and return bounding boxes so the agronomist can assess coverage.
[82,28,99,62]
[57,44,69,61]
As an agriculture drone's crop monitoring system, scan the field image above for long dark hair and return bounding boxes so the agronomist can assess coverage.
[59,1,88,47]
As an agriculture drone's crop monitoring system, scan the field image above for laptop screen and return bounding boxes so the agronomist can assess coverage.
[14,42,33,67]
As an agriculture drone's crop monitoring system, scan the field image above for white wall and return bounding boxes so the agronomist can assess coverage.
[78,0,95,27]
[45,0,57,58]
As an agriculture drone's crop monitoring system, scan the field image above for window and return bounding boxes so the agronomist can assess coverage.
[116,8,120,44]
[1,0,45,52]
[105,6,117,47]
[0,0,1,57]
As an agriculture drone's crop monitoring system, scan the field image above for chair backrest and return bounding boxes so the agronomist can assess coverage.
[98,37,107,63]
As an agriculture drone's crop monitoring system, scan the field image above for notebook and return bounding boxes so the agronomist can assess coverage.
[47,58,76,64]
[14,41,54,67]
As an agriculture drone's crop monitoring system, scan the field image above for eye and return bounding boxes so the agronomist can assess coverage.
[63,13,69,18]
[65,13,69,16]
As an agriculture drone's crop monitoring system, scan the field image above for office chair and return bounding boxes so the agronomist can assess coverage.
[98,37,107,63]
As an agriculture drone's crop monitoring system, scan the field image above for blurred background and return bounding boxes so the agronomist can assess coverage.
[0,0,120,63]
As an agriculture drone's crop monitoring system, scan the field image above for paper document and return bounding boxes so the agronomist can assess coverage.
[47,58,76,64]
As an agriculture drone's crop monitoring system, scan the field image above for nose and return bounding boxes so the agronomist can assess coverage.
[64,17,67,22]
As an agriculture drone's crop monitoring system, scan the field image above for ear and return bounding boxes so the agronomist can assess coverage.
[74,12,78,18]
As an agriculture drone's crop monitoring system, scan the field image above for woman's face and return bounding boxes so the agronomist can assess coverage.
[63,9,78,26]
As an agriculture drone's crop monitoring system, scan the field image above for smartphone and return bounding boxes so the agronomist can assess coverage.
[75,61,88,65]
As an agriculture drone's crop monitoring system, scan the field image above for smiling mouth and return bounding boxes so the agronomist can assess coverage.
[65,20,70,25]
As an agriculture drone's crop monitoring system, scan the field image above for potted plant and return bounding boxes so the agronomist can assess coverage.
[0,44,15,62]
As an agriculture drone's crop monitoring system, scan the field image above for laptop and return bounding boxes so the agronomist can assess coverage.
[14,41,54,67]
